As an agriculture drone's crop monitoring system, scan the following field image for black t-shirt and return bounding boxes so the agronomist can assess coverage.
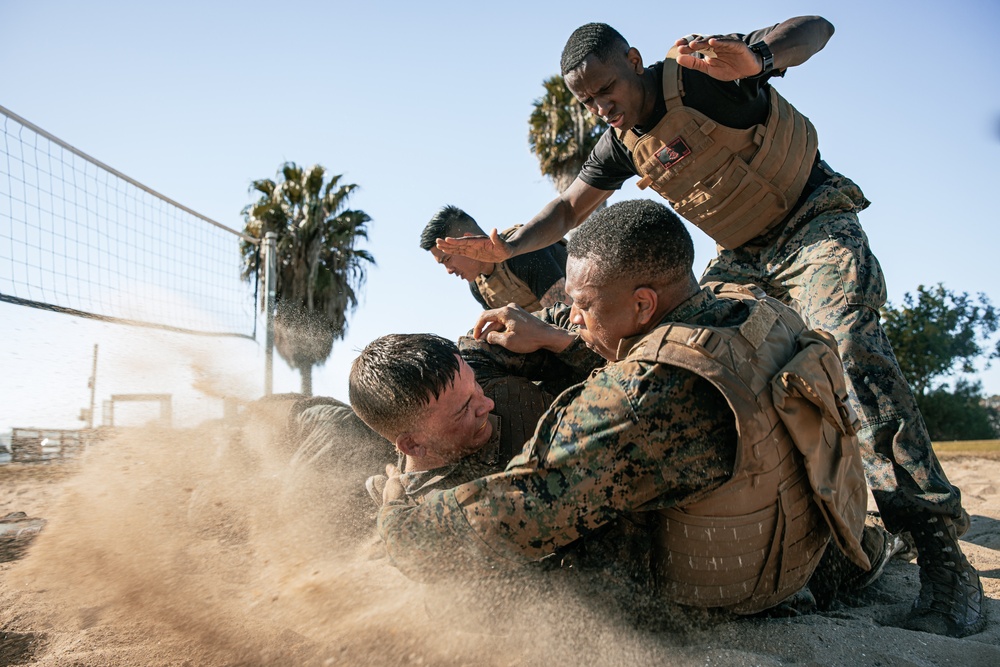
[579,27,795,191]
[469,241,568,309]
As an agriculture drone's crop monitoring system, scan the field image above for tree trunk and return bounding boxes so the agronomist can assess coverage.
[300,363,313,396]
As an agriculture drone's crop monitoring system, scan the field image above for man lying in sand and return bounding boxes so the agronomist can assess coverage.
[222,332,598,553]
[358,199,895,615]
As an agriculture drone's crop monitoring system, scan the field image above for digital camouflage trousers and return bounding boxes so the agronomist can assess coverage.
[701,164,962,533]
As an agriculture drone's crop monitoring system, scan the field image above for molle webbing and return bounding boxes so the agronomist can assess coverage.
[475,263,543,312]
[482,376,554,464]
[617,59,818,249]
[628,289,830,613]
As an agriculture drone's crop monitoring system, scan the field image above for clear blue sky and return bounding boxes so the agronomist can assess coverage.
[2,1,999,431]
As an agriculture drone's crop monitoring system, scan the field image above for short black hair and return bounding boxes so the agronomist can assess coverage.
[567,199,694,287]
[349,333,462,438]
[561,23,630,76]
[419,205,483,251]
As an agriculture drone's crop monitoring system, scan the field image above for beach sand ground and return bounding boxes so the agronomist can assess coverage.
[1,428,998,667]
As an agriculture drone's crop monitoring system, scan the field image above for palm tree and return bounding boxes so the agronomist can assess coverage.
[240,162,374,395]
[528,75,608,193]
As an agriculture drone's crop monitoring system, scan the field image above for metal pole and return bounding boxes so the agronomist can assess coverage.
[264,232,278,396]
[87,344,98,429]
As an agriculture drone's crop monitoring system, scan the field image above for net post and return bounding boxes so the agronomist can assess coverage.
[263,232,278,396]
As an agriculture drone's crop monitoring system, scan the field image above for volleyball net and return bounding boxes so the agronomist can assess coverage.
[0,104,258,339]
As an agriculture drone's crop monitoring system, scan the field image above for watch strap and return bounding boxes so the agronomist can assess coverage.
[749,41,774,76]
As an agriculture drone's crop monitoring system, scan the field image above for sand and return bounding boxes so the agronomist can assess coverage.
[1,425,998,667]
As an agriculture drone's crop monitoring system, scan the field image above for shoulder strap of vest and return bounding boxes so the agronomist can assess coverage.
[616,126,639,153]
[715,283,810,343]
[627,300,779,380]
[615,57,685,154]
[631,295,781,366]
[662,57,683,107]
[736,298,779,349]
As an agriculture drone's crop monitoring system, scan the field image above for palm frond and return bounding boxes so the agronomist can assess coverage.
[527,74,608,192]
[239,160,375,384]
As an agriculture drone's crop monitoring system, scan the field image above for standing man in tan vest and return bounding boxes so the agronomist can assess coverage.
[421,205,569,312]
[436,17,984,637]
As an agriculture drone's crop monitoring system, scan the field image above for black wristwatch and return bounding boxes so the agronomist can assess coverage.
[749,41,774,76]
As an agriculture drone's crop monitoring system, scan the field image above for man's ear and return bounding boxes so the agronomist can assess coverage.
[633,286,659,326]
[627,47,644,74]
[395,433,423,458]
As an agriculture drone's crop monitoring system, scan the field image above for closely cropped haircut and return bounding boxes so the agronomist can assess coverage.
[561,23,630,75]
[349,333,462,438]
[567,199,694,287]
[419,205,483,251]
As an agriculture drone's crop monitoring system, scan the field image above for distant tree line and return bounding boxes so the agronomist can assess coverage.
[882,283,1000,441]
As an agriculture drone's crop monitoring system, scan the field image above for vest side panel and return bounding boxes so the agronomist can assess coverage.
[626,297,828,612]
[475,261,544,312]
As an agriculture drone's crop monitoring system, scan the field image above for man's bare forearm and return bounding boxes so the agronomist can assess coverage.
[763,16,834,71]
[506,178,612,257]
[505,197,580,255]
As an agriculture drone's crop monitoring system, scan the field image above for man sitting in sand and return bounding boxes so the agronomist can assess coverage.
[363,199,895,615]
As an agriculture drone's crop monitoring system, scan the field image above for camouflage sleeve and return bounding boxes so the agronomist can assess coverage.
[459,303,602,391]
[377,490,528,581]
[378,360,735,579]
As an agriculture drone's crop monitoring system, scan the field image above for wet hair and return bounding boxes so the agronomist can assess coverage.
[567,199,694,287]
[349,333,462,438]
[419,205,483,251]
[561,23,630,76]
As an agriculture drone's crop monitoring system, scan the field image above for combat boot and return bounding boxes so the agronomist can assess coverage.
[903,514,986,637]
